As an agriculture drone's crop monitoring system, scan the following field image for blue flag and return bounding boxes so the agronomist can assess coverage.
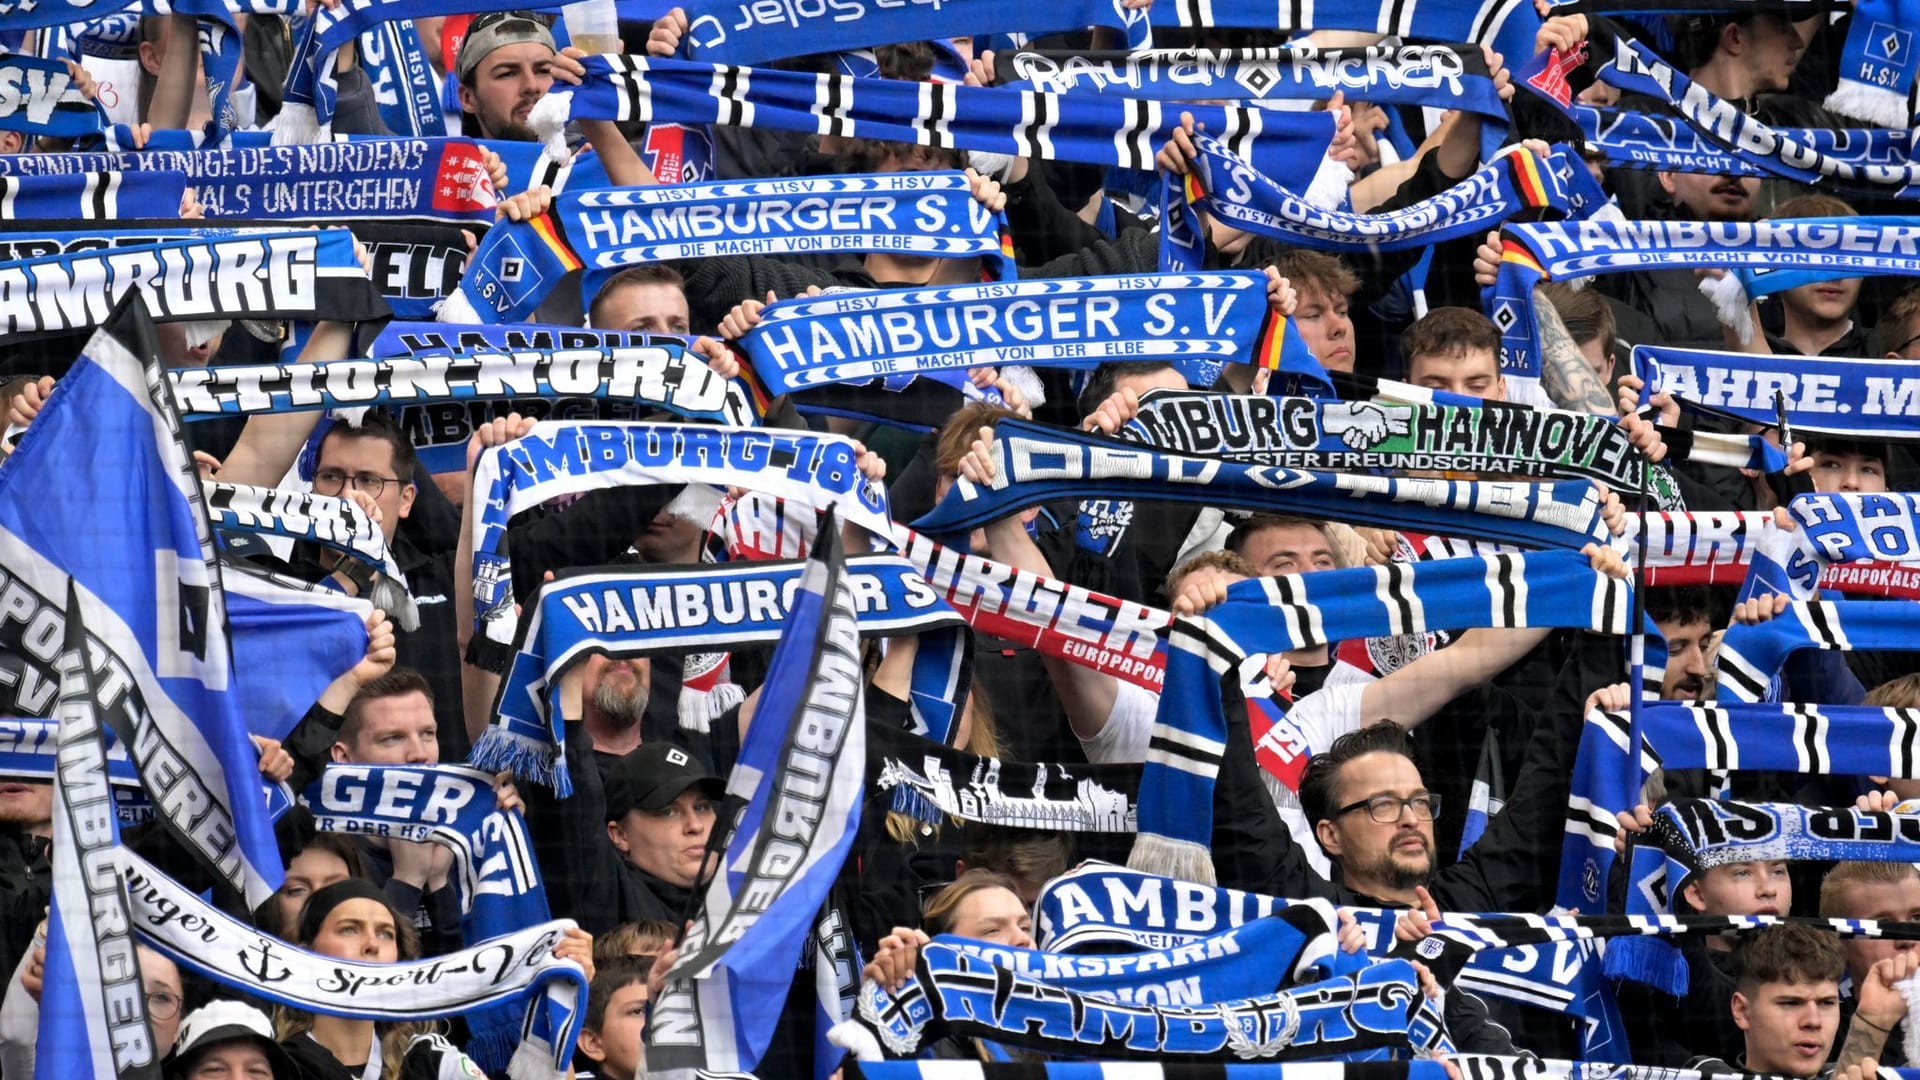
[644,514,867,1078]
[0,290,283,906]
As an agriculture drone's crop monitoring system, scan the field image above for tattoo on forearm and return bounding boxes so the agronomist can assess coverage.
[1835,1016,1892,1071]
[1533,286,1617,416]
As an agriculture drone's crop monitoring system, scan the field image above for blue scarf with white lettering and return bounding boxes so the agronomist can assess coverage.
[308,763,549,1073]
[205,481,414,622]
[0,170,186,219]
[467,421,894,649]
[0,716,147,824]
[1488,218,1920,396]
[0,138,503,222]
[0,54,103,136]
[482,557,971,793]
[1187,133,1605,254]
[277,0,529,143]
[444,172,1016,325]
[842,940,1448,1063]
[1633,345,1920,441]
[994,45,1507,157]
[531,55,1339,187]
[1827,0,1920,128]
[1740,493,1920,607]
[1583,20,1920,198]
[1144,0,1532,43]
[357,17,445,138]
[677,0,1148,65]
[740,273,1314,397]
[917,418,1612,550]
[1571,104,1918,179]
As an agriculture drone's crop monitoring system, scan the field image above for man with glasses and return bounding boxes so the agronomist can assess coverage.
[310,411,466,760]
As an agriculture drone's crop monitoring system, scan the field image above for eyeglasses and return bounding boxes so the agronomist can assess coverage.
[312,467,403,498]
[146,990,183,1020]
[1335,794,1441,824]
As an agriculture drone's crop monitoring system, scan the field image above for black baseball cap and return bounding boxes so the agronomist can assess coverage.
[605,742,724,822]
[164,1001,303,1080]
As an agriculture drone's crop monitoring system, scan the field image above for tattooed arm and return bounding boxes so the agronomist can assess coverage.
[1836,953,1917,1073]
[1533,284,1619,416]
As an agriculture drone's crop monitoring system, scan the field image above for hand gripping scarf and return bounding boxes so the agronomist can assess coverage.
[0,229,386,337]
[203,481,416,629]
[1716,599,1920,702]
[1185,133,1606,255]
[1634,345,1920,441]
[1120,389,1675,504]
[868,717,1141,833]
[1581,20,1920,198]
[1738,493,1920,606]
[738,272,1296,397]
[0,170,187,219]
[915,419,1612,553]
[467,421,892,645]
[1826,0,1920,127]
[837,936,1449,1064]
[0,54,104,136]
[1487,217,1920,394]
[1134,552,1631,884]
[1619,509,1920,599]
[994,44,1508,155]
[481,557,970,792]
[443,171,1017,326]
[677,0,1148,66]
[110,844,586,1080]
[530,55,1341,190]
[307,763,549,1072]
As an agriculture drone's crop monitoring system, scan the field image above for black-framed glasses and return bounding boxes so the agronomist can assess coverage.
[145,990,183,1020]
[1335,793,1441,824]
[312,467,403,498]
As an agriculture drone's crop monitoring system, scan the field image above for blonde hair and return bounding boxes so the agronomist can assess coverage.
[921,869,1024,935]
[885,675,1002,844]
[1820,860,1920,918]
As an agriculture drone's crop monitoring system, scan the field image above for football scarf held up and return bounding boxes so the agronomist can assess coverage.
[1740,492,1920,605]
[445,171,1017,325]
[0,54,105,137]
[1634,345,1920,441]
[1619,509,1920,599]
[868,718,1141,833]
[481,557,970,793]
[0,716,147,824]
[109,844,587,1080]
[0,229,386,337]
[1571,104,1920,179]
[1185,133,1605,254]
[203,481,415,626]
[0,138,501,222]
[467,422,893,647]
[678,0,1148,66]
[915,419,1613,553]
[1825,0,1920,127]
[307,763,549,1072]
[1120,390,1677,505]
[531,55,1341,189]
[740,273,1305,397]
[1716,598,1920,701]
[1487,217,1920,389]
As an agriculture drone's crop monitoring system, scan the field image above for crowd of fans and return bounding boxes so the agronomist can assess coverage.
[3,0,1920,1077]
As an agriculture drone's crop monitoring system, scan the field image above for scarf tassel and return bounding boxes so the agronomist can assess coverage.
[470,728,573,798]
[888,784,944,827]
[1600,933,1689,997]
[369,575,422,633]
[1823,81,1912,130]
[1697,272,1755,346]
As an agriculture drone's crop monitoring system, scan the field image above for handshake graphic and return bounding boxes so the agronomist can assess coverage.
[1319,402,1413,449]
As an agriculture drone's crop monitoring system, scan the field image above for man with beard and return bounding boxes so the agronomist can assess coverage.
[580,654,650,780]
[1649,586,1717,704]
[454,12,557,142]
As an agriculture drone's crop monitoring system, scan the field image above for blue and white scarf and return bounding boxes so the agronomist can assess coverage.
[1185,135,1606,255]
[0,137,502,222]
[531,56,1340,188]
[740,273,1301,397]
[308,763,549,1073]
[0,229,385,335]
[1488,218,1920,392]
[1634,345,1920,442]
[840,941,1449,1063]
[1717,599,1920,702]
[1584,21,1920,198]
[355,16,445,138]
[1121,390,1672,501]
[0,296,282,908]
[677,0,1147,65]
[467,422,893,647]
[110,844,586,1080]
[38,580,159,1080]
[0,54,103,136]
[223,564,372,743]
[481,557,969,792]
[0,716,146,822]
[276,0,531,143]
[648,524,867,1080]
[444,171,1016,325]
[205,481,414,624]
[1741,493,1920,603]
[368,319,666,357]
[1572,104,1920,179]
[1145,0,1530,44]
[0,170,185,219]
[1826,0,1920,128]
[917,418,1612,552]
